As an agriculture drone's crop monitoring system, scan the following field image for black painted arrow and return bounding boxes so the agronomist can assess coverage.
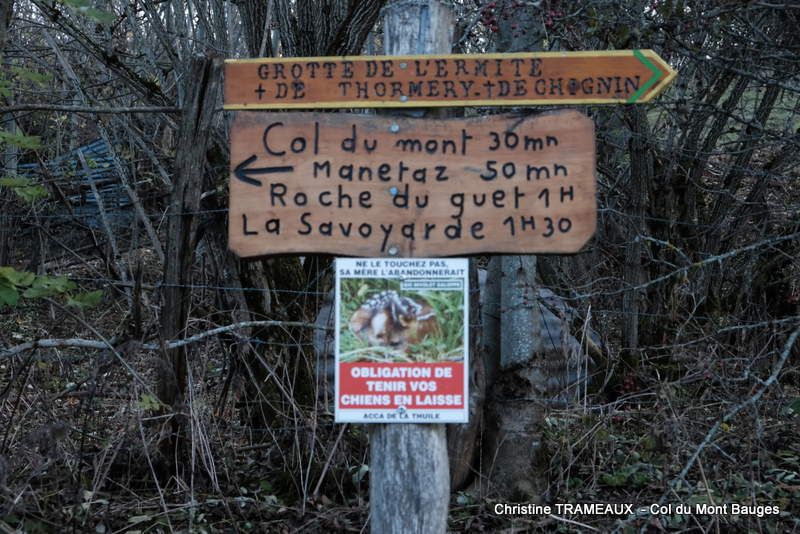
[234,154,294,186]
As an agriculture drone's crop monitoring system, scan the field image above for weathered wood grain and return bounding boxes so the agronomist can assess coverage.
[159,54,223,472]
[224,50,676,109]
[368,4,453,534]
[228,110,596,258]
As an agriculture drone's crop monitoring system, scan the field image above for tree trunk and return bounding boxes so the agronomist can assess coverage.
[621,107,651,363]
[481,2,545,500]
[369,2,454,532]
[0,0,13,53]
[447,261,485,490]
[483,256,544,498]
[158,54,223,474]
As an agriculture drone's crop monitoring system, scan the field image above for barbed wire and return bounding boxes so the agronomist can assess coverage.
[64,271,800,325]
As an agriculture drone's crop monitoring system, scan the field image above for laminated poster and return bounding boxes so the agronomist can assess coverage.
[334,258,469,423]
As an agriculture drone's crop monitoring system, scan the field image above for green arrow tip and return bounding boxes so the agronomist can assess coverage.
[627,49,667,104]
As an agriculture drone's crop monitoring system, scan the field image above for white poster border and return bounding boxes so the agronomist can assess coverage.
[334,257,469,424]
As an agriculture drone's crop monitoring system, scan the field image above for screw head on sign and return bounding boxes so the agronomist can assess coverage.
[389,186,399,196]
[399,62,408,69]
[389,124,400,133]
[399,95,409,102]
[388,245,400,256]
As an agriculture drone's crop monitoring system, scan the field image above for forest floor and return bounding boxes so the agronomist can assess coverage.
[1,258,798,533]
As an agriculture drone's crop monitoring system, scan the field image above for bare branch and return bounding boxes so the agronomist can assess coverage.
[619,326,800,533]
[0,338,111,356]
[570,231,800,300]
[0,320,331,360]
[162,319,329,350]
[669,326,800,488]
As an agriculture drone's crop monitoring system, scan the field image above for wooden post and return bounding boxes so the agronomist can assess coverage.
[482,10,545,500]
[158,54,223,472]
[369,2,454,532]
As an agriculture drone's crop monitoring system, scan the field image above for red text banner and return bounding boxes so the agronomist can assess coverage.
[338,362,465,410]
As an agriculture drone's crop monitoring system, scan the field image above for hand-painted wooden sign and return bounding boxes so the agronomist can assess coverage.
[228,110,596,258]
[224,50,675,109]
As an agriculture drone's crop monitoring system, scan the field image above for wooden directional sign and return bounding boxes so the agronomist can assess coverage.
[228,110,596,258]
[224,50,676,109]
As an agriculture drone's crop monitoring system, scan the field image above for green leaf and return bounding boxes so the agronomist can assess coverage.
[15,185,48,203]
[600,471,629,487]
[10,66,53,85]
[52,276,76,292]
[640,433,657,451]
[138,393,162,411]
[60,0,116,24]
[0,281,19,307]
[67,289,103,309]
[23,275,75,298]
[0,175,48,203]
[356,284,369,299]
[61,0,91,8]
[22,286,52,298]
[630,470,654,487]
[0,176,31,187]
[600,463,651,487]
[84,7,116,24]
[0,176,48,203]
[0,130,41,150]
[0,266,36,287]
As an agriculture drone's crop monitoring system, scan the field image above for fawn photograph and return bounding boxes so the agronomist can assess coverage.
[337,278,465,363]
